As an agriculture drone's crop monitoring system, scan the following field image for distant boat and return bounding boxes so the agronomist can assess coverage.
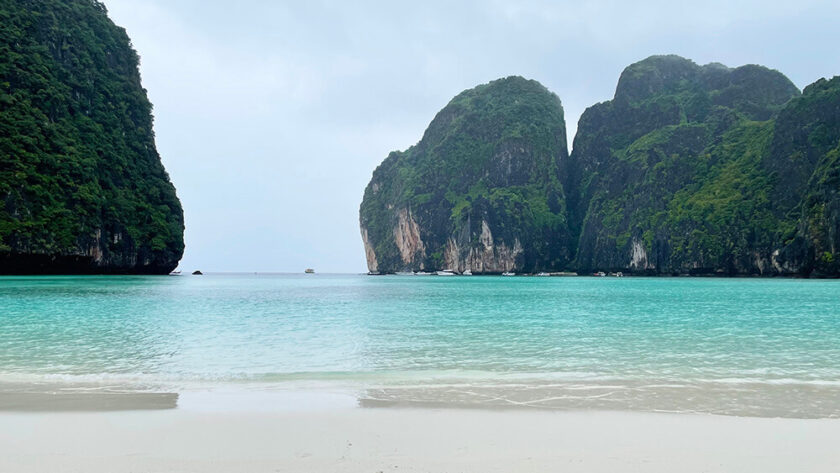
[305,268,315,274]
[536,272,550,277]
[462,270,472,276]
[367,271,381,275]
[395,271,415,276]
[169,270,181,276]
[502,272,515,276]
[415,271,432,276]
[436,270,456,276]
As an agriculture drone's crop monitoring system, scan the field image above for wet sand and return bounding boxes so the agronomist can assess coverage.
[0,391,178,411]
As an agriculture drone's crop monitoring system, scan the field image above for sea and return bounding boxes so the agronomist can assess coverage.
[1,273,839,418]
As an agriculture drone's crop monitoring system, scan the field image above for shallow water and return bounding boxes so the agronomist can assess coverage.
[1,274,839,417]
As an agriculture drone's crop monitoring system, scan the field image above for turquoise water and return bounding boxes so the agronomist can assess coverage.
[1,274,839,417]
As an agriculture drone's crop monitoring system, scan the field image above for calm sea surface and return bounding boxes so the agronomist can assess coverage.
[1,274,839,417]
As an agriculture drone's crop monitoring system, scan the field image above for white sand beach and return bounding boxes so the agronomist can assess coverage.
[2,402,838,473]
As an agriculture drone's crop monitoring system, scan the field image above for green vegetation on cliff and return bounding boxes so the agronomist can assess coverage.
[360,77,570,273]
[770,77,840,276]
[0,0,184,273]
[362,55,840,276]
[568,55,840,276]
[569,55,805,274]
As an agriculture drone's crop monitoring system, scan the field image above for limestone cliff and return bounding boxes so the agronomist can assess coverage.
[359,76,570,274]
[769,77,840,276]
[361,56,840,277]
[567,55,803,275]
[0,0,184,274]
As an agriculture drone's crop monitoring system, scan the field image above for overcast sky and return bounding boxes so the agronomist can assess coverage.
[104,0,840,273]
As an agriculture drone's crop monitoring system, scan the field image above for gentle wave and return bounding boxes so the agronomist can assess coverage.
[3,369,840,388]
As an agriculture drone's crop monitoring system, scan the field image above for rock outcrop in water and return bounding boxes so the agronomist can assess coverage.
[360,77,571,274]
[0,0,184,274]
[361,55,840,277]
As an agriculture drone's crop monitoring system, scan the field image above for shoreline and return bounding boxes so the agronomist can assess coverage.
[2,384,839,419]
[2,406,838,472]
[3,272,840,278]
[365,271,840,278]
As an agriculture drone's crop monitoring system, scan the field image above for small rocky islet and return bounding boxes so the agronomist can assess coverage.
[360,55,840,277]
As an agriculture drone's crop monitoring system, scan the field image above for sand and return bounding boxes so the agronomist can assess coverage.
[1,400,838,473]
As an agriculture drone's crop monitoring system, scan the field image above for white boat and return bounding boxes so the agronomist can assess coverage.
[502,272,515,276]
[462,270,472,276]
[395,271,415,276]
[436,270,456,276]
[536,272,550,277]
[415,271,433,276]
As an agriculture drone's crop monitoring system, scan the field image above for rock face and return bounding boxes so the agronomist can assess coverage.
[567,55,839,276]
[0,0,184,274]
[769,77,840,276]
[361,55,840,277]
[359,76,571,274]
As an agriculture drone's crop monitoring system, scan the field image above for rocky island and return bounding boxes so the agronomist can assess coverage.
[0,0,184,274]
[360,77,572,274]
[360,55,840,276]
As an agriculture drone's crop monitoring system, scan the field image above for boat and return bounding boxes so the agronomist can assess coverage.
[462,270,472,276]
[304,268,315,274]
[502,272,515,276]
[395,271,415,276]
[414,271,432,276]
[436,270,456,276]
[536,272,550,277]
[169,270,181,276]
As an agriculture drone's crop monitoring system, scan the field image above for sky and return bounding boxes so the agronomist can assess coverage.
[103,0,840,273]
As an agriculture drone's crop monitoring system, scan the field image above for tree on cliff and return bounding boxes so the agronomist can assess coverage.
[0,0,184,273]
